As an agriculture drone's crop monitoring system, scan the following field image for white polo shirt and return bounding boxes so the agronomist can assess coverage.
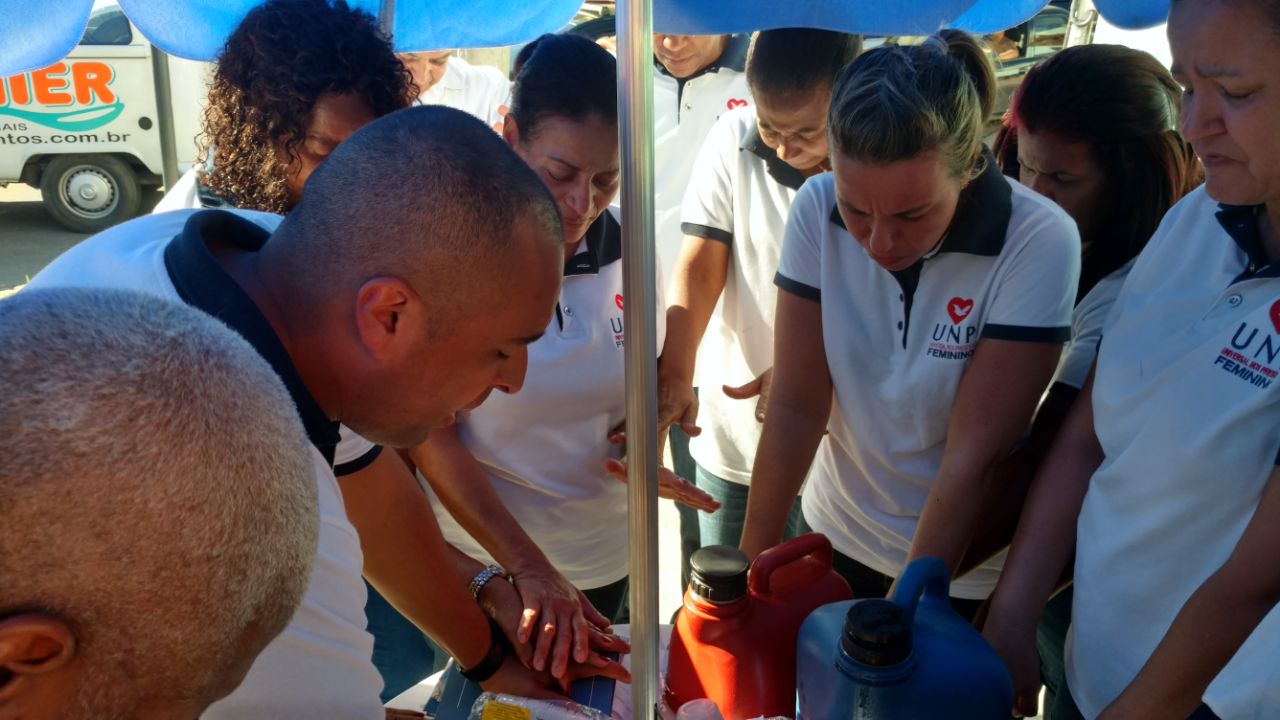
[1052,260,1134,390]
[422,209,665,589]
[654,35,752,283]
[778,158,1079,600]
[27,209,384,720]
[678,106,804,485]
[1066,187,1280,718]
[417,55,510,128]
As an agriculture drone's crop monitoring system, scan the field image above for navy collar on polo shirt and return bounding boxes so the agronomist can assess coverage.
[163,209,342,464]
[1216,203,1279,280]
[565,209,623,277]
[742,125,807,191]
[827,148,1013,348]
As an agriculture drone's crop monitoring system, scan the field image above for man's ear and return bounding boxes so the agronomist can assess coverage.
[0,613,76,701]
[354,277,424,360]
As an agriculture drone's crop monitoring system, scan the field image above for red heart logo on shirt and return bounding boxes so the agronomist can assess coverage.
[726,98,748,110]
[947,297,975,324]
[1271,299,1280,334]
[615,294,624,311]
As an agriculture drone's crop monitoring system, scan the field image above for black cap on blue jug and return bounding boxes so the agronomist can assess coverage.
[689,545,749,603]
[841,599,913,666]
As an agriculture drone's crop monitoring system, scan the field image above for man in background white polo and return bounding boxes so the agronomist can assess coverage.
[402,50,510,128]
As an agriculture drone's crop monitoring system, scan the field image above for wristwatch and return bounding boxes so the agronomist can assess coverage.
[469,564,507,599]
[459,617,512,683]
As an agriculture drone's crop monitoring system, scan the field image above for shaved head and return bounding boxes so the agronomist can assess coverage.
[274,104,563,337]
[0,288,318,719]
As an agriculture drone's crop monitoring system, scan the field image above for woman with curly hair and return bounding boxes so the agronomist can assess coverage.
[154,0,414,214]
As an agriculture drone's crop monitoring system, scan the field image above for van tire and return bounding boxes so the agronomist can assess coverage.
[40,155,142,233]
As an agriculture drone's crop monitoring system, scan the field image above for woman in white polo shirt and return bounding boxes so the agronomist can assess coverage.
[659,28,861,548]
[982,0,1280,717]
[985,43,1202,717]
[410,33,717,675]
[738,31,1081,617]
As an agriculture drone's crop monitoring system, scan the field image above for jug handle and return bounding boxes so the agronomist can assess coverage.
[748,532,833,597]
[888,557,951,624]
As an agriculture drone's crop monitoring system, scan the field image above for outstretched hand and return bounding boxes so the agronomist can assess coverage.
[604,457,720,512]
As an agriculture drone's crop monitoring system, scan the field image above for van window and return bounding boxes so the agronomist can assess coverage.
[79,6,133,46]
[1026,9,1068,58]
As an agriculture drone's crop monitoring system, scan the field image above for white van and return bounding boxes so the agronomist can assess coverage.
[0,3,207,232]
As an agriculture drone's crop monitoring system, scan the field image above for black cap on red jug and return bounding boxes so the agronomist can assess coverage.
[689,545,749,603]
[841,599,912,666]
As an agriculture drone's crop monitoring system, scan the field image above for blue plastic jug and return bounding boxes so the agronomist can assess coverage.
[795,557,1012,719]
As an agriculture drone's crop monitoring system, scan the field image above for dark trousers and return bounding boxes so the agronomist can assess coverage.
[581,575,630,626]
[829,548,985,622]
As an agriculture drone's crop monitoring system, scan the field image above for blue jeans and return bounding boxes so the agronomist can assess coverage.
[670,416,700,598]
[694,464,806,548]
[1038,587,1073,718]
[364,582,441,703]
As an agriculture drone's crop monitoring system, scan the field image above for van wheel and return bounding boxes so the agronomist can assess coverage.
[40,155,142,233]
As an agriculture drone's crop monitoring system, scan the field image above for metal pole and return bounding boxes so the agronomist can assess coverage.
[616,0,659,717]
[148,47,179,189]
[378,0,396,39]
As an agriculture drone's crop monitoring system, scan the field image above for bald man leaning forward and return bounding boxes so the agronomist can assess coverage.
[25,106,619,719]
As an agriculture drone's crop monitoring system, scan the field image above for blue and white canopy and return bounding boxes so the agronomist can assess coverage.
[0,0,1173,76]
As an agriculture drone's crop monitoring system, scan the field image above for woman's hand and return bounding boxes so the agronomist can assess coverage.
[604,457,720,512]
[980,605,1044,717]
[656,371,701,439]
[722,367,773,423]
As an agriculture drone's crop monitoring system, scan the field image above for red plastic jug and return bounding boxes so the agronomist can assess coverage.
[665,533,853,720]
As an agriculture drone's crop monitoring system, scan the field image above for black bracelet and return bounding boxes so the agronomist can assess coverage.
[460,617,511,683]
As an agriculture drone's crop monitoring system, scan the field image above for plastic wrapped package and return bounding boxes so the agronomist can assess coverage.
[468,692,612,720]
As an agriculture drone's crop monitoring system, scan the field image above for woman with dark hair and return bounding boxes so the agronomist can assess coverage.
[982,0,1280,715]
[995,44,1201,305]
[738,31,1080,619]
[405,31,716,682]
[154,0,414,214]
[657,28,861,549]
[983,43,1201,718]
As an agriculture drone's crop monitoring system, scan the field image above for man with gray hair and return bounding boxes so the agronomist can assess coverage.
[26,106,568,718]
[0,287,318,720]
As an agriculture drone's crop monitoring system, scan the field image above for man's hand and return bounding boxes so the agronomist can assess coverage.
[604,457,720,512]
[509,564,611,678]
[722,367,773,423]
[477,564,630,684]
[980,608,1044,717]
